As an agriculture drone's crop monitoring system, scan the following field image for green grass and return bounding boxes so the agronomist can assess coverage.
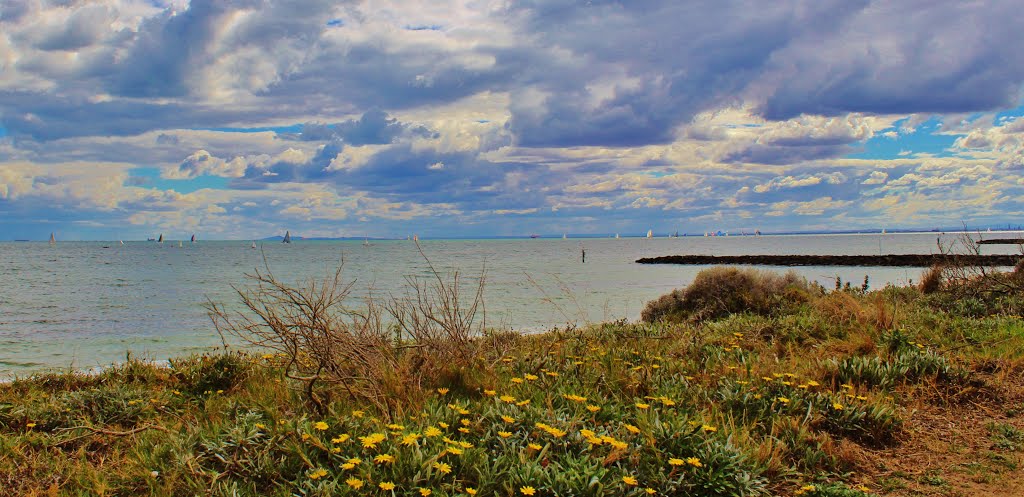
[4,269,1024,496]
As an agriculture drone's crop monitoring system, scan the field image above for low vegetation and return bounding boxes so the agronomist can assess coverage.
[3,262,1024,496]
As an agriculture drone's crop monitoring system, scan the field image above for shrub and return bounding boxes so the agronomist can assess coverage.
[641,267,810,323]
[170,353,250,396]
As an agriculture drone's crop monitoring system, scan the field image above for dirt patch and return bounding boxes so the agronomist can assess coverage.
[859,372,1024,495]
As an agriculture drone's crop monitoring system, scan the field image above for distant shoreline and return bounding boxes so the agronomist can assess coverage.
[7,229,1024,243]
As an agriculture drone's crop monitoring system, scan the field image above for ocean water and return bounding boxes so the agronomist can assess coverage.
[1,232,1019,377]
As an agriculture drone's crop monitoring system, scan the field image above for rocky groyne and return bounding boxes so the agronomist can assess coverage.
[636,254,1022,267]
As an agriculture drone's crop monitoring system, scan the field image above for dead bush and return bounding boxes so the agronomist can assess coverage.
[641,266,810,323]
[205,247,501,419]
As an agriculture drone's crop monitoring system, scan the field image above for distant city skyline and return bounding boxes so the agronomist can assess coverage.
[3,1,1024,240]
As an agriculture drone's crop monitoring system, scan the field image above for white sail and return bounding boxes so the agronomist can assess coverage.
[251,241,257,249]
[615,233,620,239]
[646,229,653,238]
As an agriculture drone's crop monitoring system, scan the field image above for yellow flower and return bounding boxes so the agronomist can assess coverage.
[635,402,650,409]
[516,399,531,406]
[374,454,395,464]
[466,488,478,495]
[521,486,536,496]
[401,433,421,445]
[437,388,450,395]
[346,477,364,489]
[586,405,601,412]
[625,424,641,434]
[419,489,432,496]
[458,427,470,433]
[500,395,516,403]
[433,462,452,474]
[701,425,717,433]
[686,457,703,468]
[341,462,356,470]
[457,441,473,449]
[807,380,820,387]
[609,439,628,450]
[347,457,362,464]
[386,423,405,430]
[458,408,470,415]
[26,422,37,428]
[301,433,311,441]
[832,402,844,410]
[439,422,449,429]
[424,426,442,437]
[668,458,684,466]
[331,434,350,444]
[352,410,365,418]
[527,443,542,450]
[314,421,329,431]
[446,447,464,455]
[331,447,341,454]
[563,394,588,403]
[360,433,387,448]
[524,373,539,381]
[512,377,525,384]
[483,389,496,396]
[580,429,596,438]
[776,396,791,404]
[498,431,512,438]
[308,468,328,480]
[546,371,559,377]
[501,415,516,423]
[379,482,396,490]
[255,423,266,430]
[622,476,638,486]
[460,419,471,426]
[645,488,657,495]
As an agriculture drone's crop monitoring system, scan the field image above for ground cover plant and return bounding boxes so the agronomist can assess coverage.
[3,264,1024,496]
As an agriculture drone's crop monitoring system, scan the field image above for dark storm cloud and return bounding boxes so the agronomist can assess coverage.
[759,0,1024,120]
[289,110,437,145]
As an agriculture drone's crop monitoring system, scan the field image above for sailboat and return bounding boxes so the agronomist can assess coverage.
[413,234,419,242]
[251,241,257,249]
[120,240,124,245]
[157,234,163,243]
[615,233,620,239]
[563,233,567,239]
[190,234,196,243]
[363,237,371,247]
[646,229,653,239]
[282,231,291,243]
[49,233,55,245]
[178,240,183,248]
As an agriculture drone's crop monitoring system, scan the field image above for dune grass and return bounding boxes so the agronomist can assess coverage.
[3,269,1024,496]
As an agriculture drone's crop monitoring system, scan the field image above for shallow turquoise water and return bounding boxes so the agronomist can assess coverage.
[1,233,1018,377]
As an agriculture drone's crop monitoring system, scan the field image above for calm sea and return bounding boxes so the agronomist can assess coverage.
[1,232,1019,377]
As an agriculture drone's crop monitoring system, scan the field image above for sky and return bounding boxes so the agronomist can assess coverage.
[2,0,1024,240]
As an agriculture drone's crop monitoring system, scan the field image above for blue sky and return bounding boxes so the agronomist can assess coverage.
[2,0,1024,240]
